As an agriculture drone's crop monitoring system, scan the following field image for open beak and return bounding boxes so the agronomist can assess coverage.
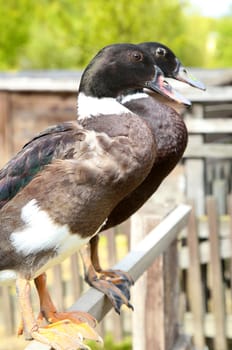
[146,66,191,107]
[173,60,206,90]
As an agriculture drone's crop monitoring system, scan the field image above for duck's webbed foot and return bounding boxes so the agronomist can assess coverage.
[31,320,102,350]
[16,275,102,350]
[80,242,134,314]
[87,269,134,314]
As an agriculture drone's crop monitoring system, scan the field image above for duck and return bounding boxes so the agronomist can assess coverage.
[0,43,188,350]
[79,42,205,308]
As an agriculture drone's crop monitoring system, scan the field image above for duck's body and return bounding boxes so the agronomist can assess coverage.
[0,113,155,280]
[0,43,186,349]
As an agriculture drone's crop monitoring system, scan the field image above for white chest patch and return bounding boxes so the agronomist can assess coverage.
[77,92,129,120]
[10,199,86,256]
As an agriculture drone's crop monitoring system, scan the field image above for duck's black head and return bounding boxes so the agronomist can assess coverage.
[139,42,205,90]
[79,43,158,98]
[78,43,190,105]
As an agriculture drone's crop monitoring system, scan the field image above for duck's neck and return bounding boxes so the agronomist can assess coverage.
[77,92,129,121]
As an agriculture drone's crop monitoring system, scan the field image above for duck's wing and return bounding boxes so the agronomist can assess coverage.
[0,122,82,209]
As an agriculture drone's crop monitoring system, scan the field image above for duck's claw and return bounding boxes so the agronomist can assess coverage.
[85,269,134,314]
[31,320,103,350]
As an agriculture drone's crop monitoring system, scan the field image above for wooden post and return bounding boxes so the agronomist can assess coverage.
[187,203,206,349]
[106,228,122,342]
[70,252,81,301]
[227,195,232,305]
[185,104,205,216]
[206,196,227,350]
[0,92,12,165]
[1,285,15,335]
[52,265,64,311]
[130,205,186,350]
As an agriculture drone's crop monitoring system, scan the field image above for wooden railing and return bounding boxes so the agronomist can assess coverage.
[21,204,191,350]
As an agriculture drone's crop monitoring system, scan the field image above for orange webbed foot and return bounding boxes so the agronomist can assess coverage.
[31,319,102,350]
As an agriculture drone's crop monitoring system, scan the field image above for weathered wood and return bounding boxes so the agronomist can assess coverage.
[213,179,228,215]
[1,286,14,336]
[52,265,64,311]
[227,195,232,305]
[130,212,179,350]
[106,228,122,342]
[184,313,232,338]
[186,204,206,350]
[163,241,179,350]
[130,213,148,350]
[10,92,76,153]
[179,237,231,268]
[185,160,204,215]
[184,142,232,159]
[172,334,192,350]
[185,104,205,216]
[70,253,81,302]
[185,118,232,134]
[0,73,232,103]
[206,196,227,350]
[0,92,12,165]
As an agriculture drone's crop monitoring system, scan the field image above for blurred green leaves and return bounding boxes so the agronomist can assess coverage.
[0,0,231,70]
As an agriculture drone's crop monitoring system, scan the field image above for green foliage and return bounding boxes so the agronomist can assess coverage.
[0,0,34,69]
[214,13,232,67]
[87,334,131,350]
[0,0,231,70]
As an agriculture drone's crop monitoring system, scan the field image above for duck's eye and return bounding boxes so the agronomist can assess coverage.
[131,51,143,62]
[156,47,166,57]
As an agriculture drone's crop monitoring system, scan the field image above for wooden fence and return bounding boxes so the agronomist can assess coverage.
[179,195,232,350]
[184,103,232,216]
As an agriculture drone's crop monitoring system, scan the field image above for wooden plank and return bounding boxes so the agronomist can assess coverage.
[0,92,12,165]
[213,179,228,215]
[227,195,232,305]
[106,228,122,342]
[52,265,64,311]
[179,237,232,268]
[130,213,179,350]
[186,204,206,349]
[186,118,232,134]
[130,213,150,350]
[172,334,192,350]
[206,196,227,350]
[70,253,81,302]
[184,142,232,159]
[185,160,204,215]
[0,76,232,103]
[185,104,205,216]
[1,286,14,335]
[163,241,179,350]
[184,313,232,339]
